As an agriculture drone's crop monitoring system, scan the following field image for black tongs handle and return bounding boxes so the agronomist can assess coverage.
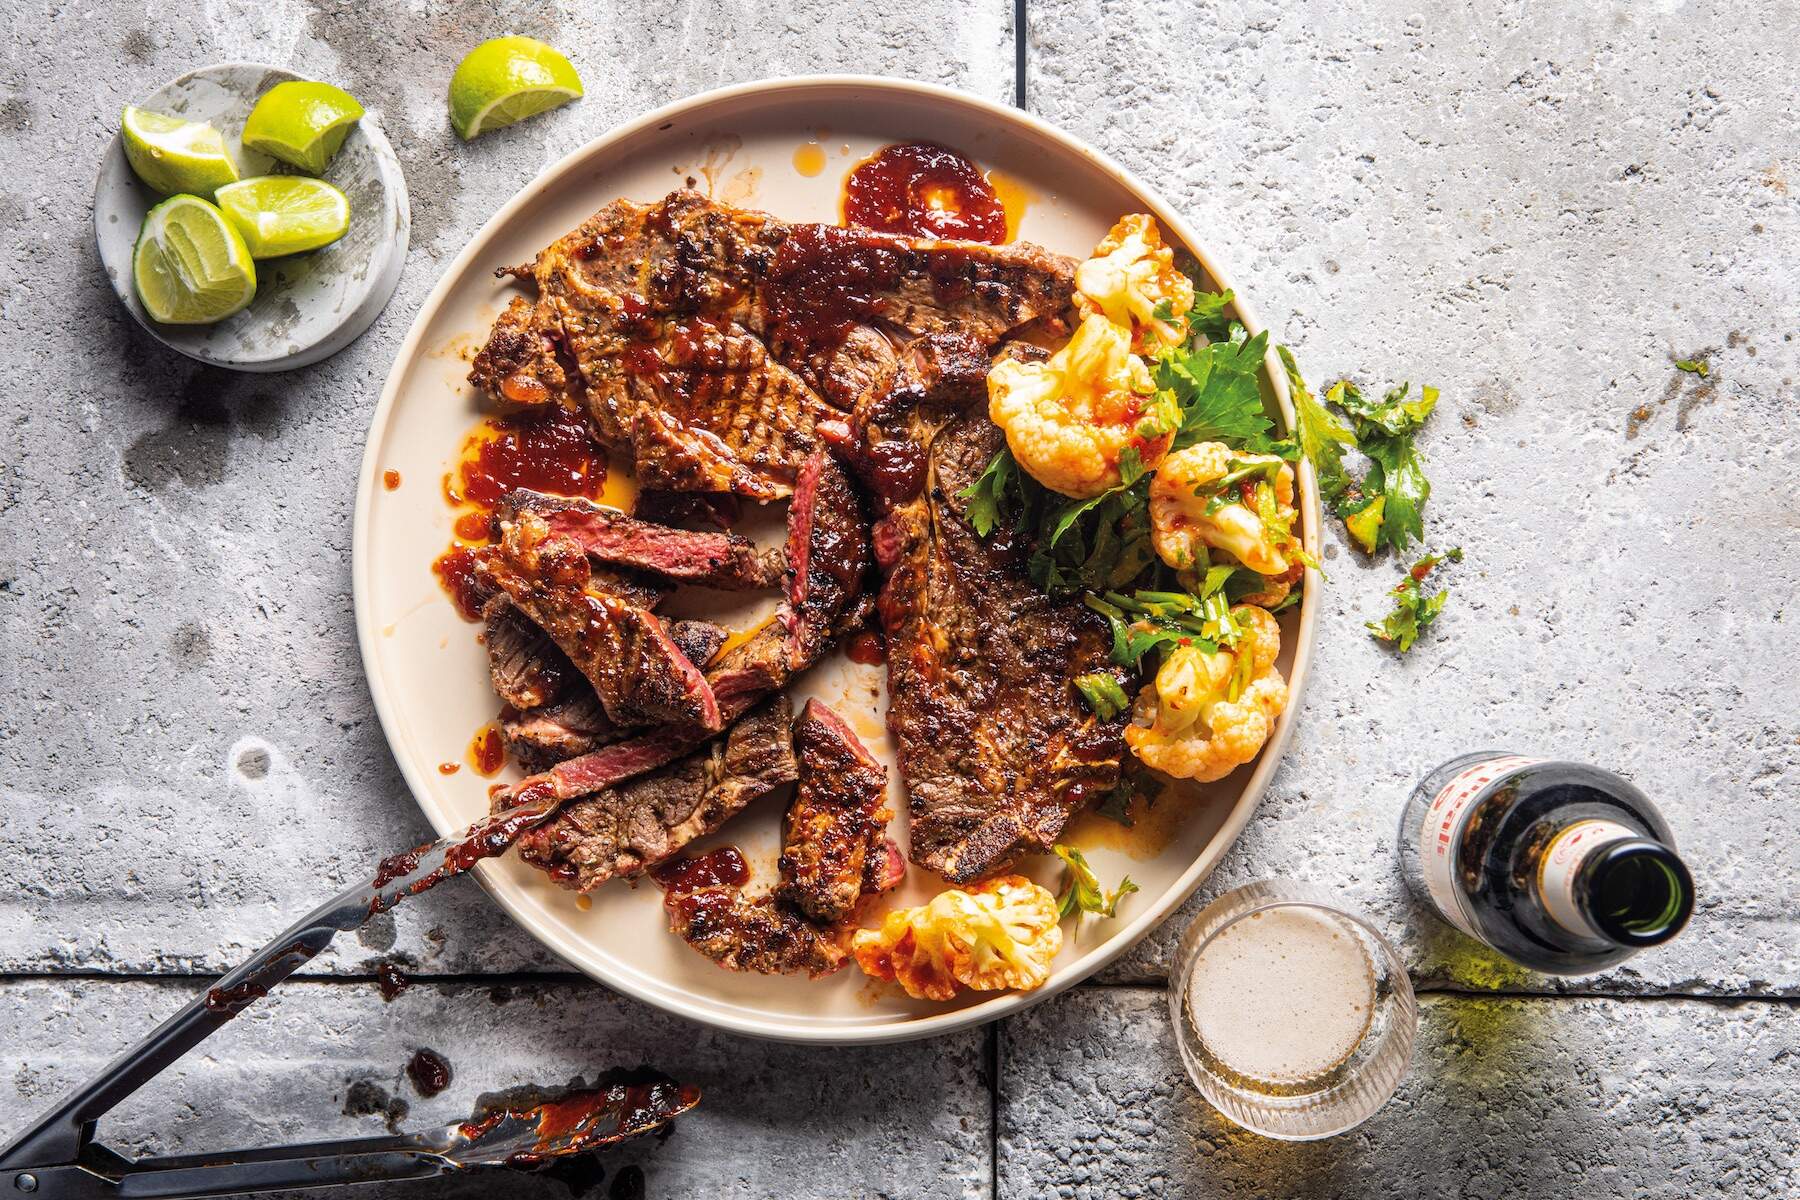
[17,1141,449,1200]
[0,819,526,1194]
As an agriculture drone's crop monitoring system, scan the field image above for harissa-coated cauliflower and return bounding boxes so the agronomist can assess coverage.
[1074,213,1196,350]
[1149,441,1300,577]
[1125,604,1289,782]
[988,215,1194,499]
[851,875,1063,1001]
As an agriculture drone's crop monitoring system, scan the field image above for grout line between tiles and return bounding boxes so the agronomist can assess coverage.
[1013,0,1027,110]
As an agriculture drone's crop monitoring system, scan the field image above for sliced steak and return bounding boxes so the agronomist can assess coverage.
[781,451,871,669]
[668,619,728,670]
[632,487,741,532]
[654,703,898,977]
[508,695,797,892]
[469,191,1077,499]
[778,700,894,924]
[764,222,1077,410]
[500,690,618,772]
[476,510,720,730]
[495,443,875,887]
[482,596,574,710]
[661,878,847,978]
[500,488,780,589]
[879,413,1125,883]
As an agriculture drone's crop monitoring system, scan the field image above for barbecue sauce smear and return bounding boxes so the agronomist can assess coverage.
[843,142,1009,243]
[432,405,612,621]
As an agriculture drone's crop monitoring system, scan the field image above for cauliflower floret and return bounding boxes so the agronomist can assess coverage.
[1149,441,1299,576]
[1125,605,1289,782]
[989,313,1169,499]
[1074,214,1196,349]
[851,875,1063,1001]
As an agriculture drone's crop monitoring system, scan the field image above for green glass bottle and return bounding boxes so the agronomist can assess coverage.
[1398,753,1695,974]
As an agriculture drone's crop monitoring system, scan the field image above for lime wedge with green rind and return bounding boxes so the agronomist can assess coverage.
[448,36,583,140]
[132,194,257,324]
[121,106,240,197]
[242,81,366,174]
[215,176,351,258]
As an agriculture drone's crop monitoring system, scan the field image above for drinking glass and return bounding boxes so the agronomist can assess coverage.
[1167,879,1417,1139]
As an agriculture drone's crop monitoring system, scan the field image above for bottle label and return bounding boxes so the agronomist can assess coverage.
[1538,819,1636,937]
[1417,755,1539,938]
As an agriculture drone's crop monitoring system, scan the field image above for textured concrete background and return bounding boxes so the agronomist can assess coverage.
[2,0,1796,1195]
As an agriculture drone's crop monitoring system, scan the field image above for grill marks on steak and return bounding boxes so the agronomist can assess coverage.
[469,190,1077,500]
[478,192,830,499]
[879,413,1126,883]
[500,489,780,589]
[781,451,872,669]
[476,511,720,731]
[509,696,798,892]
[778,700,896,924]
[660,701,902,978]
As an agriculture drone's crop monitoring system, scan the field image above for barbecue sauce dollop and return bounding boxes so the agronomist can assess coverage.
[844,142,1008,243]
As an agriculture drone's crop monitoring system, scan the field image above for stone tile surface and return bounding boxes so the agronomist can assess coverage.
[1029,0,1800,994]
[0,0,1010,976]
[0,977,990,1199]
[1,2,1795,1193]
[999,986,1798,1199]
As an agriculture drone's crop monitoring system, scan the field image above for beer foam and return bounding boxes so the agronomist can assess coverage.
[1187,906,1376,1084]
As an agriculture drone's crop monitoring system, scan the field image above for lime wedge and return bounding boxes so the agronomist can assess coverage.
[242,81,365,174]
[448,36,583,140]
[132,195,257,324]
[216,176,351,258]
[121,106,240,197]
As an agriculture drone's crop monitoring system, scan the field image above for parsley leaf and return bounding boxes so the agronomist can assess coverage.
[1367,548,1463,652]
[1052,844,1140,920]
[958,447,1022,538]
[1277,346,1358,511]
[1184,287,1237,343]
[1362,433,1431,552]
[1159,329,1276,451]
[1333,380,1439,438]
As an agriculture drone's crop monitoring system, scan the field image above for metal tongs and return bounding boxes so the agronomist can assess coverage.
[0,807,700,1198]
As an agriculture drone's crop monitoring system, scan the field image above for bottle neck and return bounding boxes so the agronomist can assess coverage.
[1534,821,1694,947]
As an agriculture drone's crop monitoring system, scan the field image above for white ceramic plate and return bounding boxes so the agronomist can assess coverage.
[353,77,1320,1044]
[93,62,409,372]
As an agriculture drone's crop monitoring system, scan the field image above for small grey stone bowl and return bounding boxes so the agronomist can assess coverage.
[93,61,410,373]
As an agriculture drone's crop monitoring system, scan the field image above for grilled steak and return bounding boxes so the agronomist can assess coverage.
[500,489,780,589]
[781,451,871,668]
[655,703,900,977]
[668,619,728,669]
[495,446,873,885]
[469,191,1077,499]
[482,596,574,710]
[662,879,848,978]
[878,412,1126,883]
[778,700,894,924]
[476,510,720,730]
[763,223,1077,410]
[632,487,741,531]
[473,192,829,499]
[508,695,797,891]
[500,691,618,773]
[468,294,573,406]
